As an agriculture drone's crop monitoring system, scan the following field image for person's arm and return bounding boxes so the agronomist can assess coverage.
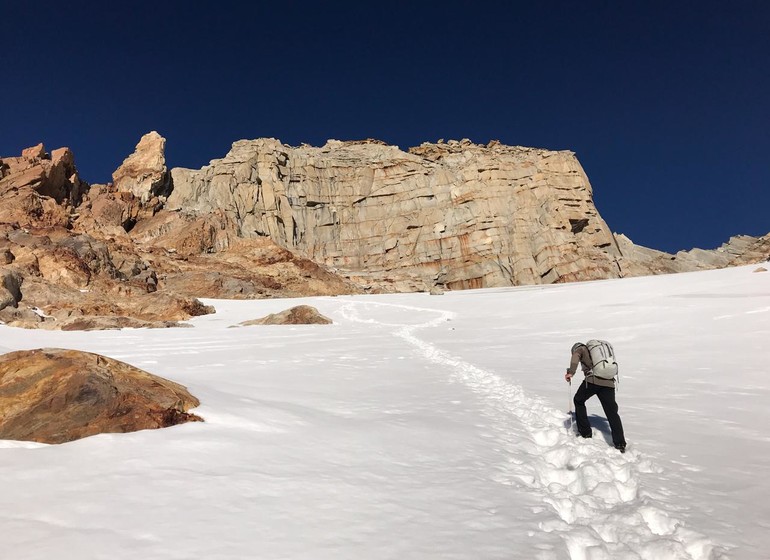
[565,351,580,381]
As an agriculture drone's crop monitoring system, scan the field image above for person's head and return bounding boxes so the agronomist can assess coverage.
[571,342,583,354]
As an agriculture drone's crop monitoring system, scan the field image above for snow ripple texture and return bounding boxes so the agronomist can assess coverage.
[339,300,726,560]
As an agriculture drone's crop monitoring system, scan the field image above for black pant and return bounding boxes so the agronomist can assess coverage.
[574,382,626,447]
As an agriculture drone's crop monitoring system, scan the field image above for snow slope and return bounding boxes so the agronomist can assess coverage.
[0,264,768,559]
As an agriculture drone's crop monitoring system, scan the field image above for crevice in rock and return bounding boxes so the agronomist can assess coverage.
[570,218,589,234]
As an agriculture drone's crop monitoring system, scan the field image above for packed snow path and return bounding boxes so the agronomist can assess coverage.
[339,300,725,560]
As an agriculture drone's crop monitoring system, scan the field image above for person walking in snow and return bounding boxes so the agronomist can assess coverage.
[565,342,627,452]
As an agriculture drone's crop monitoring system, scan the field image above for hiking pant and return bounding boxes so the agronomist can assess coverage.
[574,382,626,447]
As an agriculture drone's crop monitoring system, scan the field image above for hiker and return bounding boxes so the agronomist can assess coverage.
[565,342,627,452]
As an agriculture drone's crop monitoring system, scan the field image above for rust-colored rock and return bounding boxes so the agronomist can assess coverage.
[239,305,333,326]
[152,237,360,300]
[0,142,85,207]
[0,348,202,444]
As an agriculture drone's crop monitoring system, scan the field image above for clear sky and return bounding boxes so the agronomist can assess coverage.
[2,1,767,253]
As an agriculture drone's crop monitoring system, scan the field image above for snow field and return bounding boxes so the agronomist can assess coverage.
[0,264,767,559]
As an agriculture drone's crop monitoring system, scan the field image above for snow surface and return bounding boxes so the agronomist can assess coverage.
[1,264,768,560]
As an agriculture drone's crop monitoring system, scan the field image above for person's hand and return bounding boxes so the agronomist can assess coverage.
[565,371,574,382]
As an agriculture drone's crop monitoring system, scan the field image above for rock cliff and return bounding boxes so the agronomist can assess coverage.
[168,138,626,290]
[167,136,767,291]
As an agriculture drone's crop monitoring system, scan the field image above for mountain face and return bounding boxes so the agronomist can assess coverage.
[167,137,767,290]
[0,132,766,328]
[167,138,623,290]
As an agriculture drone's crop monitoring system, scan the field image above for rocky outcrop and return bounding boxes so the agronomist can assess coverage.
[0,216,355,329]
[238,305,332,326]
[0,143,85,204]
[0,141,360,329]
[0,143,85,229]
[168,138,624,290]
[73,182,163,238]
[614,233,770,276]
[151,237,360,300]
[112,131,171,202]
[0,222,217,329]
[0,348,202,444]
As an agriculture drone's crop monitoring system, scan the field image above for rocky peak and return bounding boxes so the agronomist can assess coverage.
[112,131,171,202]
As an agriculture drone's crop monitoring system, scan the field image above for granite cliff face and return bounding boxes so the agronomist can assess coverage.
[168,138,627,290]
[167,137,767,291]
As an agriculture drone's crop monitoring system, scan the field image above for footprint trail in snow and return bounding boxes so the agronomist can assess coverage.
[339,300,726,560]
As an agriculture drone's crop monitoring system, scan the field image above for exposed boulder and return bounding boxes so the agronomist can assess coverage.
[0,348,202,444]
[112,131,171,202]
[239,305,332,326]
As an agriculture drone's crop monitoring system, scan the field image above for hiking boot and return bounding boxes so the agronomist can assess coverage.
[576,431,592,439]
[615,443,626,453]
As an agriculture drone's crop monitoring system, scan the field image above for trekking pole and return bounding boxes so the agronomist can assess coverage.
[567,379,574,431]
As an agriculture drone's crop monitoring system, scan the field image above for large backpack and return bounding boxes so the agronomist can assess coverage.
[585,339,618,380]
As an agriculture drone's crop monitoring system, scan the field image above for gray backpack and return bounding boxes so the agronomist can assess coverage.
[585,339,618,380]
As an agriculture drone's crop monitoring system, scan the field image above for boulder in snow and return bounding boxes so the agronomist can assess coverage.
[0,348,202,444]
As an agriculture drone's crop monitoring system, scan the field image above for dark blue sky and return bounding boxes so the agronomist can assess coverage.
[2,1,768,252]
